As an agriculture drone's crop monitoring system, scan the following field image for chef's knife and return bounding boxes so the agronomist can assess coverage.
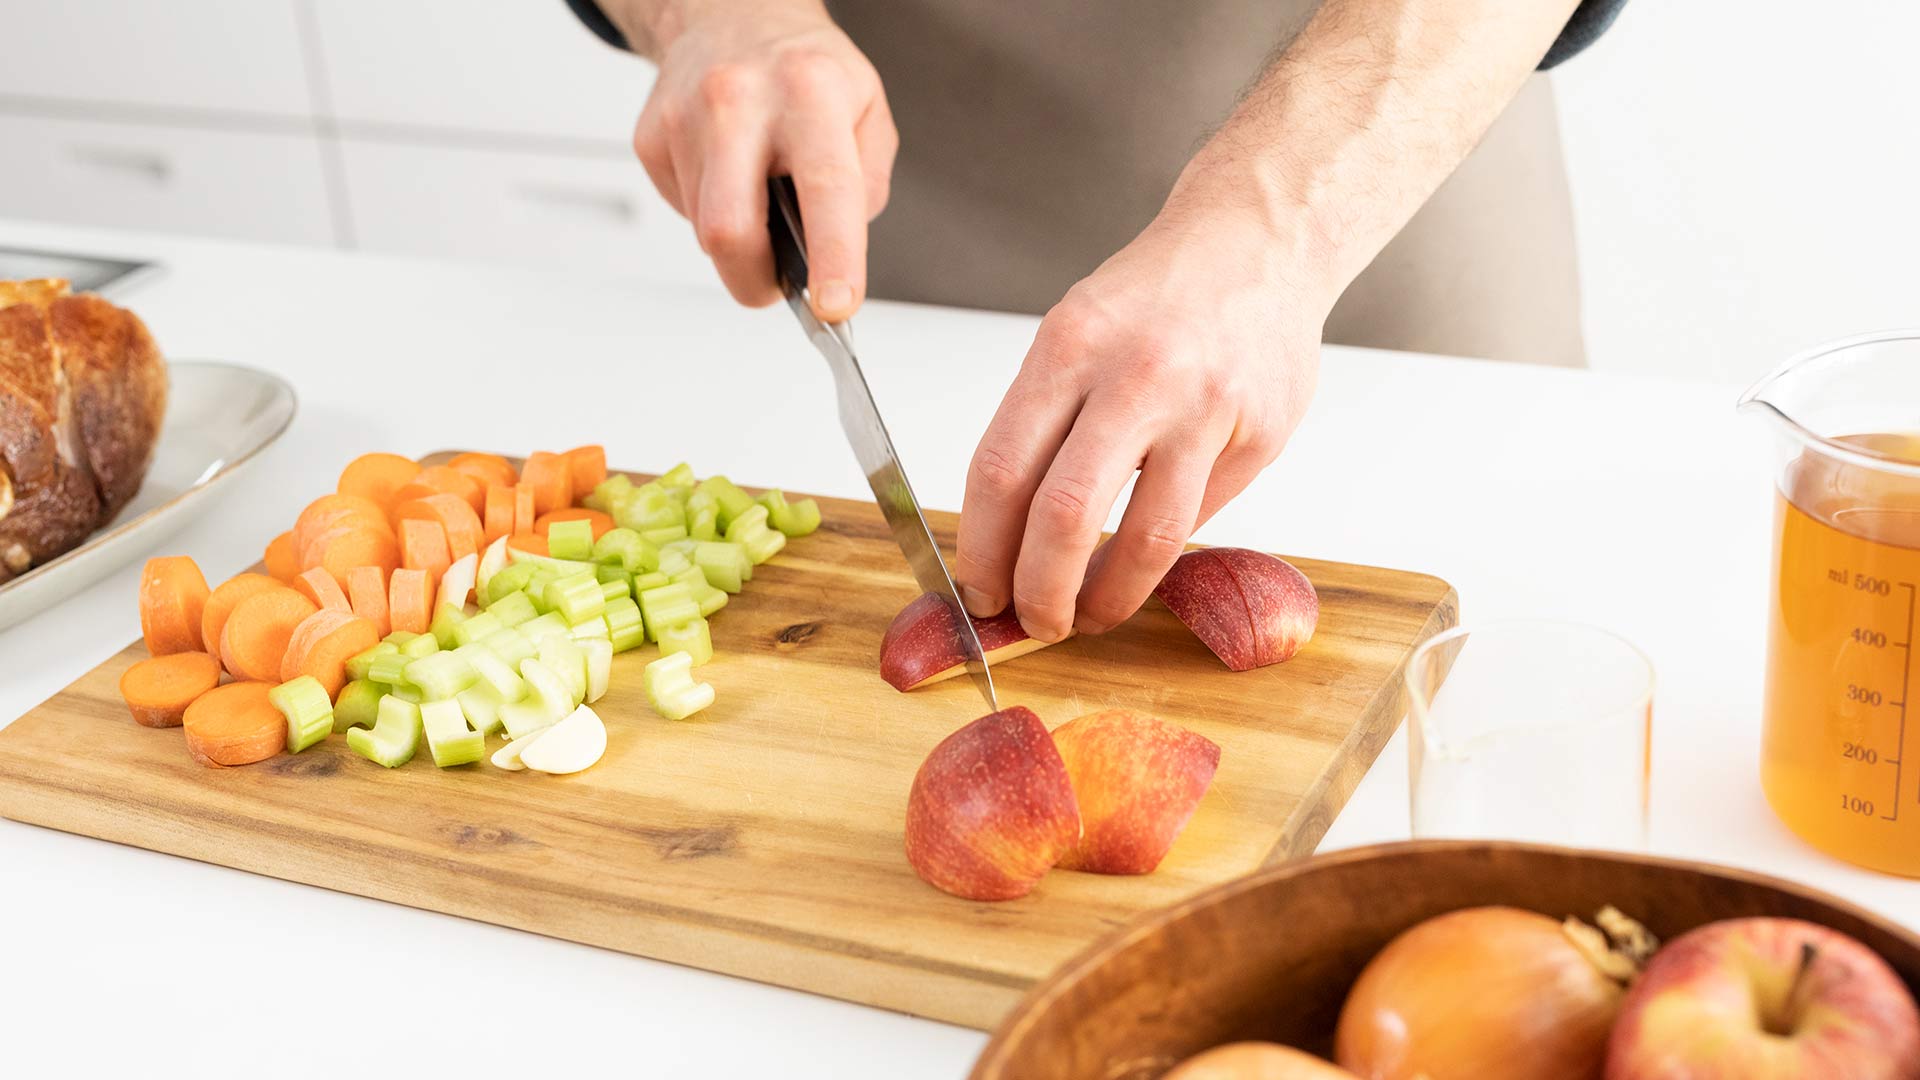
[766,175,997,711]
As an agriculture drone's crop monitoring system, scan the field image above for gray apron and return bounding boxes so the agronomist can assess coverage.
[827,0,1585,368]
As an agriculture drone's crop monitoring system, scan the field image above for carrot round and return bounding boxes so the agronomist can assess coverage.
[201,573,284,658]
[388,568,435,635]
[519,452,571,515]
[119,651,222,729]
[219,588,319,683]
[483,484,515,543]
[337,452,421,515]
[398,517,452,583]
[511,484,537,537]
[313,527,401,585]
[294,494,390,555]
[263,530,300,583]
[448,452,518,490]
[183,681,285,767]
[139,556,211,655]
[394,493,483,561]
[535,507,614,541]
[507,533,549,558]
[563,445,607,503]
[281,610,379,695]
[346,565,390,636]
[409,465,485,516]
[295,567,352,612]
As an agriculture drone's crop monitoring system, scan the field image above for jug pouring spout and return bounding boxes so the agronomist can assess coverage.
[1739,328,1920,478]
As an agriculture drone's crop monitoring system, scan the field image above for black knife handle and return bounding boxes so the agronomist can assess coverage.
[767,175,810,292]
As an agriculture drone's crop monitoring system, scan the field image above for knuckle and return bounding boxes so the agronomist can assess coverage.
[968,445,1025,500]
[697,64,757,109]
[1127,513,1191,562]
[776,50,845,98]
[696,216,753,255]
[792,160,861,196]
[1034,475,1098,534]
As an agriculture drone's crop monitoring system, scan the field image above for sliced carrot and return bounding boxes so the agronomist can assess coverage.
[535,507,614,541]
[294,494,390,555]
[409,465,485,516]
[337,453,423,515]
[201,573,284,658]
[448,452,518,490]
[346,565,390,637]
[139,556,211,656]
[507,533,549,558]
[119,651,222,729]
[314,527,402,586]
[483,484,516,543]
[388,568,434,635]
[219,588,318,683]
[511,483,537,537]
[264,530,300,583]
[281,610,380,696]
[563,445,607,503]
[394,492,483,561]
[399,517,452,584]
[182,681,285,767]
[295,567,352,612]
[520,452,571,515]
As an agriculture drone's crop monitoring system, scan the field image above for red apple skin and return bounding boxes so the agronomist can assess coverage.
[1606,917,1920,1080]
[904,706,1082,901]
[879,592,1057,691]
[1050,710,1221,875]
[1153,548,1318,671]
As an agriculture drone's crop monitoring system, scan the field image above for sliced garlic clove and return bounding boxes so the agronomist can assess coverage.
[519,704,607,775]
[490,726,552,771]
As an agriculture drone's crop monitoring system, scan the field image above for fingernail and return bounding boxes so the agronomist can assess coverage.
[1075,617,1110,636]
[1020,617,1066,644]
[815,280,853,317]
[961,587,998,618]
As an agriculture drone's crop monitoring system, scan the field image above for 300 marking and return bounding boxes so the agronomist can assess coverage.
[1848,684,1885,706]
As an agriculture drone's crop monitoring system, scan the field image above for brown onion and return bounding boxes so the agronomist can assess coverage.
[1166,1042,1360,1079]
[1334,906,1627,1080]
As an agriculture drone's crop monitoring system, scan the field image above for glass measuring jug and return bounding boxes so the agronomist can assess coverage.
[1742,330,1920,875]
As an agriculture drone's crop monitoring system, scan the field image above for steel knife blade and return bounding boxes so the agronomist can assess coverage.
[766,176,997,711]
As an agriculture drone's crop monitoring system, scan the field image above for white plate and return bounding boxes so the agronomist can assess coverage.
[0,360,296,632]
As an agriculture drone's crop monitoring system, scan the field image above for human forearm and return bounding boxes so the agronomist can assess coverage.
[597,0,828,58]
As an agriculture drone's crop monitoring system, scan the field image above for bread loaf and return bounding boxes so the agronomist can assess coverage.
[0,279,167,581]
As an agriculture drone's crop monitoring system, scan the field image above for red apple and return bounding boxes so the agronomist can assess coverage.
[1153,548,1318,671]
[1050,710,1220,875]
[904,706,1081,901]
[879,591,1070,691]
[1606,917,1920,1079]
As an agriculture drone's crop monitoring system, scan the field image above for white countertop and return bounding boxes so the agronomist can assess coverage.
[1,221,1908,1078]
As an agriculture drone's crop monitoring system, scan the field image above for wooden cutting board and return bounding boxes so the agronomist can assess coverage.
[0,458,1456,1029]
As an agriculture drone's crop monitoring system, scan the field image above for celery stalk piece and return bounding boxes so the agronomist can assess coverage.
[484,589,539,629]
[519,657,575,716]
[638,582,701,642]
[592,527,659,573]
[658,462,697,490]
[346,641,398,683]
[440,553,479,611]
[693,541,751,592]
[581,638,613,703]
[760,489,822,537]
[463,645,527,701]
[657,617,713,667]
[671,565,728,618]
[598,577,632,602]
[641,524,690,547]
[643,651,716,721]
[451,610,503,649]
[548,519,595,562]
[476,536,511,600]
[570,617,611,645]
[421,699,485,767]
[498,702,557,743]
[430,601,468,650]
[524,567,561,613]
[391,631,440,659]
[384,630,420,648]
[545,570,606,626]
[602,597,645,652]
[725,504,788,564]
[540,636,588,706]
[688,503,719,541]
[632,571,670,593]
[404,648,478,701]
[347,696,422,768]
[520,704,608,775]
[388,682,424,705]
[505,547,598,577]
[456,684,506,736]
[654,548,692,578]
[366,649,412,687]
[661,538,698,559]
[481,626,538,669]
[490,726,549,771]
[269,675,335,753]
[595,563,632,590]
[485,561,539,606]
[584,474,634,513]
[695,556,742,594]
[517,611,571,645]
[742,528,785,565]
[333,678,387,733]
[697,476,757,530]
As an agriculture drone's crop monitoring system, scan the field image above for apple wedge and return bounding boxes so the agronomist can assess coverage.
[879,592,1071,691]
[904,706,1081,901]
[1153,548,1318,671]
[1051,710,1220,874]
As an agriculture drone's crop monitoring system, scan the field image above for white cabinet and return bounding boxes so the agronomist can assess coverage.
[0,114,335,245]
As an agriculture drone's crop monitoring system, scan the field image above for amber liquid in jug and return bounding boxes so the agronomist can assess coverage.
[1764,433,1920,875]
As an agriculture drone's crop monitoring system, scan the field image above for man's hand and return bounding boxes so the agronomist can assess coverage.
[617,0,895,321]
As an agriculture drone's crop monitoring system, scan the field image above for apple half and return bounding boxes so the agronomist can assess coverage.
[903,706,1082,901]
[1050,710,1220,875]
[879,592,1070,691]
[1152,547,1318,671]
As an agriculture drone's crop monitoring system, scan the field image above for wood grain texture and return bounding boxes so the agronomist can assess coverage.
[0,456,1456,1029]
[972,841,1920,1079]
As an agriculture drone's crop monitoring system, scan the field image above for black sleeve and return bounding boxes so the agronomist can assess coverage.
[567,0,629,50]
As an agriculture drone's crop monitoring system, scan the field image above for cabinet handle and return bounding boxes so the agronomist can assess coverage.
[512,184,637,225]
[67,145,172,186]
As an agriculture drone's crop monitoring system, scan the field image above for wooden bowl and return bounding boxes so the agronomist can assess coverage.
[970,840,1920,1079]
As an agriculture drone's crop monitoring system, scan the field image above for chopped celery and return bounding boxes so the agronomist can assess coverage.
[464,644,526,700]
[421,699,485,768]
[525,567,561,612]
[697,476,757,530]
[595,563,632,589]
[548,519,595,561]
[269,675,335,753]
[613,483,682,532]
[431,602,468,650]
[592,527,659,573]
[451,610,503,648]
[333,678,387,733]
[725,504,787,563]
[570,617,611,644]
[643,651,716,721]
[639,582,701,642]
[367,649,412,687]
[346,641,397,683]
[658,617,713,667]
[389,631,440,659]
[654,547,692,577]
[545,570,606,626]
[599,577,631,602]
[501,657,572,738]
[661,537,698,561]
[476,536,510,598]
[481,626,538,669]
[759,489,822,537]
[584,474,634,513]
[632,571,670,592]
[602,597,644,652]
[456,684,506,736]
[540,636,589,705]
[688,503,719,541]
[581,638,613,703]
[693,541,751,593]
[405,648,478,701]
[485,561,539,606]
[384,630,421,649]
[657,462,697,490]
[347,696,422,768]
[641,524,689,547]
[671,565,728,618]
[506,547,598,577]
[518,611,570,645]
[484,589,539,628]
[388,682,424,705]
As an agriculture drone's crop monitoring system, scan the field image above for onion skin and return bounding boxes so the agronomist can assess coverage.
[1334,906,1622,1080]
[1165,1043,1360,1080]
